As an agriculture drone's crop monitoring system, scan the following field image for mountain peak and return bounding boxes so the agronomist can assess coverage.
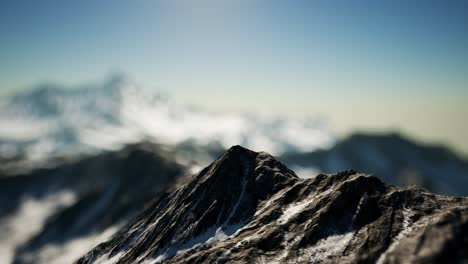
[225,145,252,155]
[193,145,297,193]
[77,148,468,264]
[77,147,299,263]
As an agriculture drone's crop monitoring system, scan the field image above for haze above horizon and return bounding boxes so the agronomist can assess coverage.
[1,0,467,155]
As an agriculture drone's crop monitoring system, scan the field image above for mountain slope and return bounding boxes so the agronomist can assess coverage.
[78,146,468,264]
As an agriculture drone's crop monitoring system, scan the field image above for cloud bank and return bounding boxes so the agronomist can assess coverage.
[0,76,334,163]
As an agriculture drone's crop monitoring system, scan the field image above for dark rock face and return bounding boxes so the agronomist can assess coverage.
[77,146,468,264]
[0,143,185,264]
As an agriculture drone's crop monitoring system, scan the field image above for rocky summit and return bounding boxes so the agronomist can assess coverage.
[77,146,468,264]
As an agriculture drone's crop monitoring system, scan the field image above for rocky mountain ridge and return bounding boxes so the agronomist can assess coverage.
[78,146,468,264]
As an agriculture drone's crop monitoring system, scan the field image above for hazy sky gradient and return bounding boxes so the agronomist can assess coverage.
[1,0,467,154]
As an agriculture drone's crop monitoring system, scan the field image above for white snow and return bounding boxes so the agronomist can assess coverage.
[376,207,421,264]
[303,231,355,262]
[278,187,333,225]
[278,199,314,225]
[94,252,125,264]
[148,223,243,263]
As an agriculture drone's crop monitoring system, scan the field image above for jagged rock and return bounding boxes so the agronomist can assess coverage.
[77,146,468,264]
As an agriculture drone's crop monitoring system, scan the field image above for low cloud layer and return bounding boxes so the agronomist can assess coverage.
[0,76,334,162]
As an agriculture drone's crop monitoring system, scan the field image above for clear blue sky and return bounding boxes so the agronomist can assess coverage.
[1,0,467,153]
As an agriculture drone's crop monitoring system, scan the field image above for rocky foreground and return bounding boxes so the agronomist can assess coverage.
[77,146,468,264]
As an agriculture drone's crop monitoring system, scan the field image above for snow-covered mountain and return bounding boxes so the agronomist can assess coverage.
[2,141,467,263]
[77,146,468,264]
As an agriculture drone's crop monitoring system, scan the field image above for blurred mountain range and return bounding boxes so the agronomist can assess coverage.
[282,133,468,196]
[0,143,186,264]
